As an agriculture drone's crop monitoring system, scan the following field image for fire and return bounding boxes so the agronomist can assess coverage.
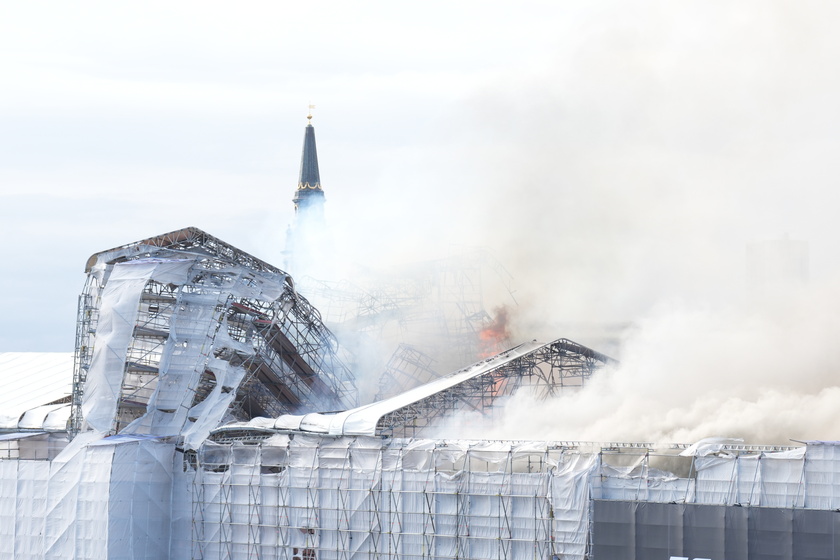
[478,306,512,359]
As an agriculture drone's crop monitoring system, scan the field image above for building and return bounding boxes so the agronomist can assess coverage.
[1,227,840,559]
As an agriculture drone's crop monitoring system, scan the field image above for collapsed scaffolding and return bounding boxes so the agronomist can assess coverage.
[297,248,517,399]
[69,227,357,446]
[220,336,616,439]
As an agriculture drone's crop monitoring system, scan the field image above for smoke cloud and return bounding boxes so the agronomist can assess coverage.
[282,2,840,441]
[441,279,840,444]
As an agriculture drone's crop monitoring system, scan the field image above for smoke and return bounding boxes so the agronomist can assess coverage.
[281,3,840,434]
[444,278,840,444]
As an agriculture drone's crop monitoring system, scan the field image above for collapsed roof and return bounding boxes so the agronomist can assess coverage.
[220,337,616,439]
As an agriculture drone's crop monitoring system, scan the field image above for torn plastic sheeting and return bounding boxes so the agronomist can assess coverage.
[81,261,160,432]
[434,441,469,467]
[123,288,229,437]
[180,361,248,450]
[679,437,746,457]
[550,453,597,559]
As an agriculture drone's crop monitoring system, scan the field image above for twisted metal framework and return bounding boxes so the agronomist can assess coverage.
[374,343,439,402]
[298,248,516,377]
[376,338,616,438]
[70,227,357,437]
[83,227,285,276]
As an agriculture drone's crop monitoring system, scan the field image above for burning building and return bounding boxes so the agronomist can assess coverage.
[1,227,840,559]
[1,118,839,559]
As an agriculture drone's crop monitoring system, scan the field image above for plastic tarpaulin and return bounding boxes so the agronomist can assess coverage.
[694,448,805,507]
[0,433,176,560]
[189,436,596,560]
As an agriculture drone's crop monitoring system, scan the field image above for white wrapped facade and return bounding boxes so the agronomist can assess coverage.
[3,432,840,559]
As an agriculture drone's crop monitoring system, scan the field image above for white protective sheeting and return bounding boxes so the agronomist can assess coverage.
[0,433,175,560]
[0,352,73,428]
[4,436,840,559]
[271,340,546,436]
[18,404,68,430]
[80,256,289,447]
[190,436,596,560]
[82,260,164,432]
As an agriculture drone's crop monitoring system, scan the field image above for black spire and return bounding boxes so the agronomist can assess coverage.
[293,111,325,212]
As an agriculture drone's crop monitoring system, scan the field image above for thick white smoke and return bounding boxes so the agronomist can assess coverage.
[443,277,840,444]
[279,4,840,436]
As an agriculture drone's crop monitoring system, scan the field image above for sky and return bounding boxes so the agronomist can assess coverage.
[2,1,840,441]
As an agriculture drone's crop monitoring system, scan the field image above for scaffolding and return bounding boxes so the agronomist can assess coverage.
[69,227,357,444]
[186,433,823,560]
[188,436,593,560]
[374,338,616,438]
[298,248,517,400]
[374,344,439,402]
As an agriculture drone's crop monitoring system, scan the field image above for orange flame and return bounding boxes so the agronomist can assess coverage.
[478,306,512,359]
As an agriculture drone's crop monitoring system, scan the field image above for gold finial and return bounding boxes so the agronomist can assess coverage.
[307,103,315,123]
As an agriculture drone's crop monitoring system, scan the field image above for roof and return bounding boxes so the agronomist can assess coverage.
[231,340,547,437]
[84,226,288,277]
[216,337,618,439]
[0,352,73,427]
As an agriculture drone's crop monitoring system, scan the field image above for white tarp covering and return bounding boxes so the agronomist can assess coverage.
[693,447,806,507]
[190,436,596,560]
[79,256,293,448]
[82,261,164,432]
[5,436,840,559]
[0,433,175,560]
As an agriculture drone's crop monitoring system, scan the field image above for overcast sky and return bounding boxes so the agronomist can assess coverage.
[2,1,839,353]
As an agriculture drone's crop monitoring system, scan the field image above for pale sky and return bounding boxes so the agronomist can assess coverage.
[2,1,839,353]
